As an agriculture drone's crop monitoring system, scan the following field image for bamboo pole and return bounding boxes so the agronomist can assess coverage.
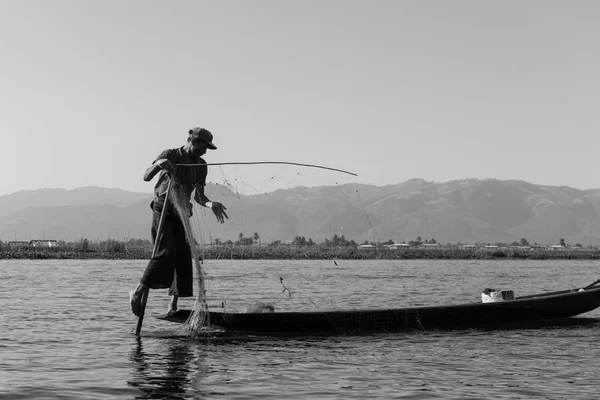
[135,178,174,337]
[174,161,357,176]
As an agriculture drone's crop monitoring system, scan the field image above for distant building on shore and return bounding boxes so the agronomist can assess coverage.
[548,245,566,251]
[357,244,375,250]
[8,241,29,249]
[5,240,60,249]
[29,240,59,248]
[387,243,410,249]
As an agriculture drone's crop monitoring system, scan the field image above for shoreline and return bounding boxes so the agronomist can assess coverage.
[2,247,600,260]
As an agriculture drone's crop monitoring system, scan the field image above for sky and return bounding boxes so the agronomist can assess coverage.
[2,1,600,196]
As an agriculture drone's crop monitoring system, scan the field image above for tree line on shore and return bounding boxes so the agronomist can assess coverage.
[1,234,598,260]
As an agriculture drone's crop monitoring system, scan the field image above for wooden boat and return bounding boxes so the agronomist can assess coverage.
[155,280,600,335]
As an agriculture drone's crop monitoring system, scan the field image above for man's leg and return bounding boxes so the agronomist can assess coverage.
[168,295,179,315]
[131,208,177,316]
[130,283,148,316]
[167,215,194,314]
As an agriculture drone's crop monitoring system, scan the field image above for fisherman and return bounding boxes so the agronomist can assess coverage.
[130,127,228,317]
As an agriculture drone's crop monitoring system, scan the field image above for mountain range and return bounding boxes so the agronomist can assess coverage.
[2,179,600,245]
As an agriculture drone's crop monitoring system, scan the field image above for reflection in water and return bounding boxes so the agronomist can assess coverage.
[127,319,600,398]
[126,333,339,399]
[129,337,198,399]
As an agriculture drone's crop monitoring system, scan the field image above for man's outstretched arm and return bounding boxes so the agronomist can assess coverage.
[194,185,228,223]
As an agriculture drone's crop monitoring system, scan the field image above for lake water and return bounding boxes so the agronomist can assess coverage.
[1,259,600,399]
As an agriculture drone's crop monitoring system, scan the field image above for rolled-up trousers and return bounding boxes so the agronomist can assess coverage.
[140,202,193,297]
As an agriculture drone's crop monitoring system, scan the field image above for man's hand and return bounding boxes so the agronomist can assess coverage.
[155,159,175,174]
[211,202,228,223]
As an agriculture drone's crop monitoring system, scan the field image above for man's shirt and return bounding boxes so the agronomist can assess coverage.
[152,147,207,205]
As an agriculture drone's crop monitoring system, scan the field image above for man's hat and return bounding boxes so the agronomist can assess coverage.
[189,127,217,150]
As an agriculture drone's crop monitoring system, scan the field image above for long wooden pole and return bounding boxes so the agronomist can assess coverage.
[135,178,174,337]
[174,161,357,176]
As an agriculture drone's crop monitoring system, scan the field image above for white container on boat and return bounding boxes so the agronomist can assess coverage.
[481,289,515,303]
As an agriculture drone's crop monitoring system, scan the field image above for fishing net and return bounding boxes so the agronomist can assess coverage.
[166,173,210,336]
[166,162,363,336]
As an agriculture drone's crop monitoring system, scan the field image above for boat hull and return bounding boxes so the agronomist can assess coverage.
[156,286,600,335]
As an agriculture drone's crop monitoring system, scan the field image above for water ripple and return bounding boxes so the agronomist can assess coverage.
[1,259,600,399]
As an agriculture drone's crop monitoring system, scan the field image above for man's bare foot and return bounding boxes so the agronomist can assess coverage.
[130,284,147,316]
[166,295,179,317]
